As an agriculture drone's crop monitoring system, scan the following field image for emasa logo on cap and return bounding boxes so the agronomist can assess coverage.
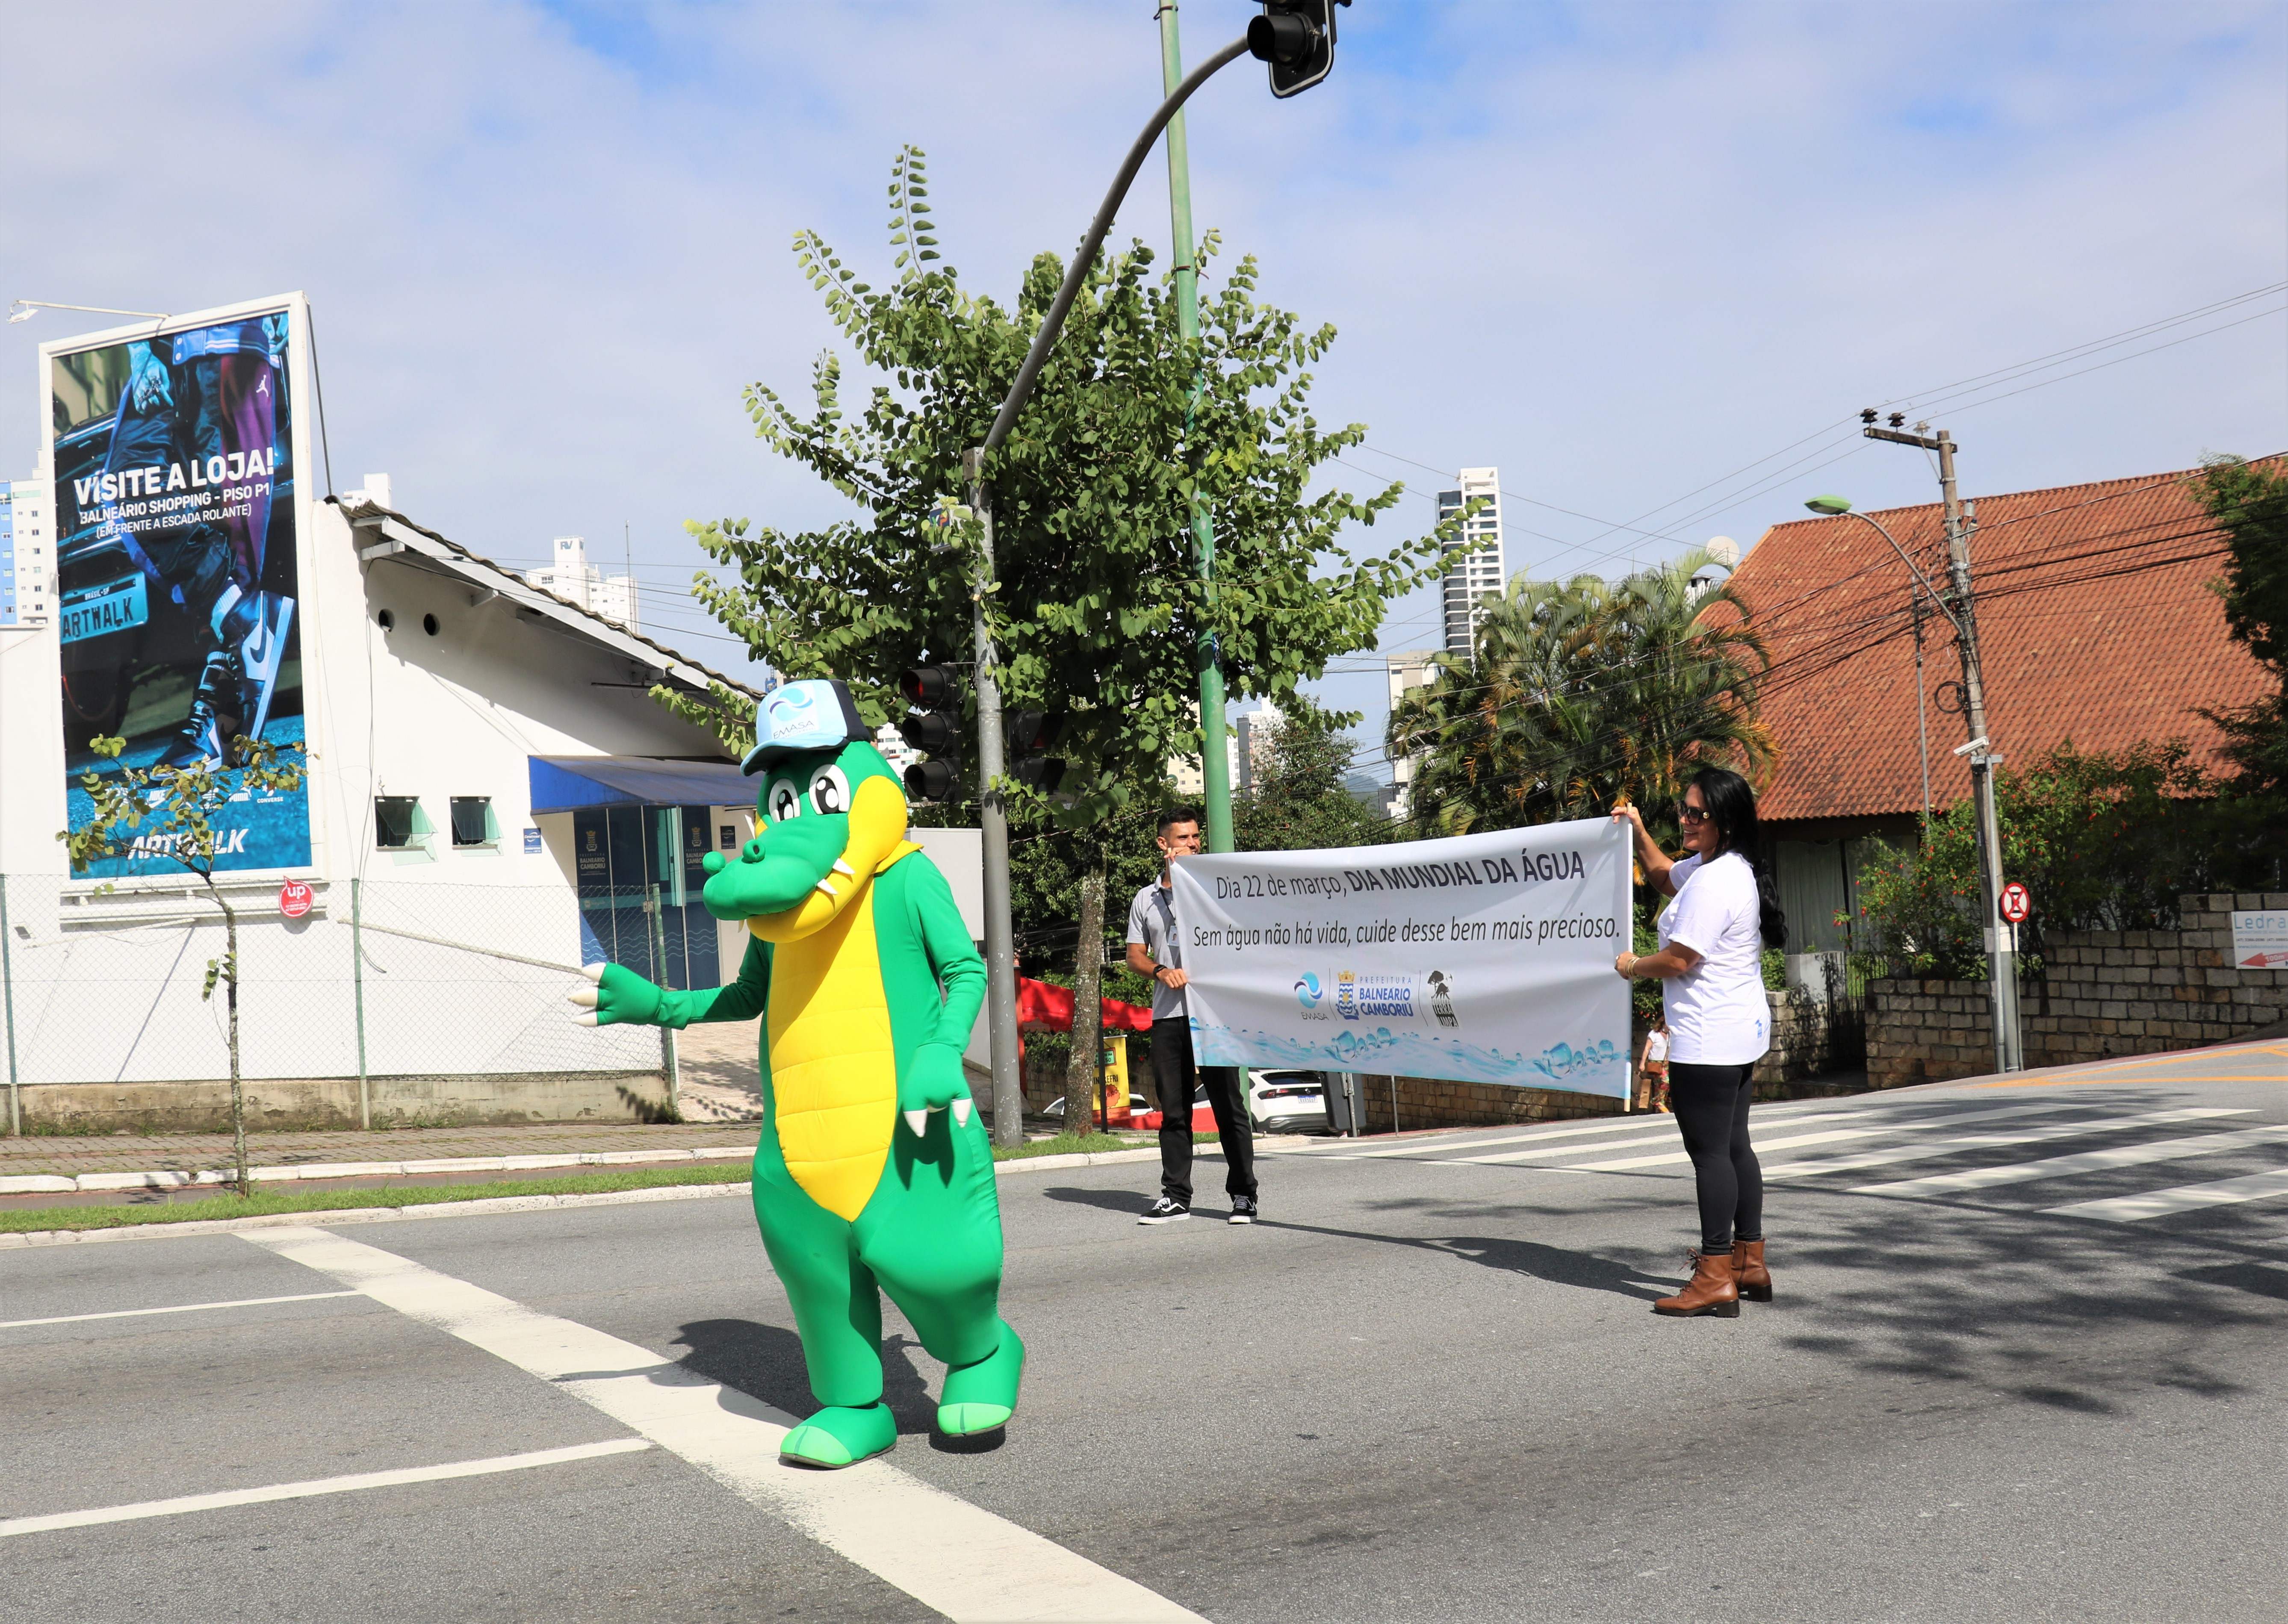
[741,678,869,774]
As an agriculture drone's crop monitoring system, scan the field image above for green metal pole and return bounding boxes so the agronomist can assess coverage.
[351,878,370,1130]
[651,881,680,1121]
[1,875,20,1136]
[1158,2,1234,855]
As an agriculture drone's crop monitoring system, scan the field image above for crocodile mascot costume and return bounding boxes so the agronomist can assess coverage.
[569,679,1020,1469]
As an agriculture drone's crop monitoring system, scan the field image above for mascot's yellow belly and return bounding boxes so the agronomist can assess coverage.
[762,886,896,1221]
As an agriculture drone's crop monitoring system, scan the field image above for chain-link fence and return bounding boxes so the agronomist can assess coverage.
[0,872,692,1133]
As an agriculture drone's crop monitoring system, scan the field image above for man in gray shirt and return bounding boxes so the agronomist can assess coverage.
[1125,807,1258,1225]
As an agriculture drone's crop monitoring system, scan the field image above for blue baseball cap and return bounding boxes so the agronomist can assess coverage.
[741,679,870,774]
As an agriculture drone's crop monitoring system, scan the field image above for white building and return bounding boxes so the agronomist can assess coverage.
[1436,466,1505,660]
[1,478,51,627]
[1232,697,1282,795]
[1382,649,1441,822]
[523,534,639,632]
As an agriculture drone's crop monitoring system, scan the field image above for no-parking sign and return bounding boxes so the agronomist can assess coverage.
[1999,881,2031,924]
[278,879,314,918]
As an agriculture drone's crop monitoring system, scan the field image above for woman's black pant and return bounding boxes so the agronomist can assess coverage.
[1667,1060,1763,1253]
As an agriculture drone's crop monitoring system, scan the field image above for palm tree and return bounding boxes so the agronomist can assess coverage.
[1387,548,1773,838]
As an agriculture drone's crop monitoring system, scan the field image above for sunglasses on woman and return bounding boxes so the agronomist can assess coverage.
[1679,805,1710,825]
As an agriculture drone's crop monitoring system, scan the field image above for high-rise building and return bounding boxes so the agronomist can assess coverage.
[524,535,639,632]
[1435,466,1504,660]
[1382,648,1441,822]
[1,479,52,628]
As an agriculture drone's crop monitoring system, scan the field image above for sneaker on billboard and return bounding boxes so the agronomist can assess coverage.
[156,651,233,767]
[1228,1196,1258,1225]
[235,592,295,741]
[1138,1197,1190,1226]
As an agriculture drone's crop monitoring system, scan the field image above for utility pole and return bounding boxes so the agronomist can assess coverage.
[963,448,1026,1146]
[1156,1,1235,857]
[1863,420,2021,1073]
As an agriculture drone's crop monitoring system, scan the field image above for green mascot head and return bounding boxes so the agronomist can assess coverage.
[701,679,910,941]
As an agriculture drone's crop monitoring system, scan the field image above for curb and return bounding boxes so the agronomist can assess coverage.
[0,1144,1171,1248]
[0,1144,759,1197]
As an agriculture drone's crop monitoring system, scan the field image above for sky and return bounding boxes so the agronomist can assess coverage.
[4,0,2284,775]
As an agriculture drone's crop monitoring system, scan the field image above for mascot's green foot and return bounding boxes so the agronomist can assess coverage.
[781,1403,897,1469]
[937,1321,1025,1436]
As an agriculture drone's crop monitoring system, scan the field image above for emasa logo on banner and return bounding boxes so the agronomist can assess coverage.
[1294,972,1332,1020]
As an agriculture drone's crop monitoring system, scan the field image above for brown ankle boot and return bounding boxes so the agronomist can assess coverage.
[1733,1239,1771,1303]
[1653,1250,1739,1317]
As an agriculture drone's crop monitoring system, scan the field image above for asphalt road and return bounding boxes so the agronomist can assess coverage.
[7,1041,2286,1623]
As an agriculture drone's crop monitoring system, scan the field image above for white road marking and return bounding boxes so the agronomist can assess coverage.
[1339,1103,1846,1162]
[1559,1100,2141,1172]
[1771,1108,2252,1181]
[0,1290,359,1330]
[1849,1122,2288,1196]
[2047,1167,2288,1223]
[0,1438,653,1538]
[243,1226,1206,1624]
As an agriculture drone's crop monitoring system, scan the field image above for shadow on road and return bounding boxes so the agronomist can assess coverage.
[1264,1217,1668,1301]
[653,1316,945,1438]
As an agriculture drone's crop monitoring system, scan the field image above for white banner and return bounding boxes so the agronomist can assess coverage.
[1168,817,1634,1099]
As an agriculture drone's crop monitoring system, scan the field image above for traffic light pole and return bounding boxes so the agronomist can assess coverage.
[1157,2,1235,857]
[965,32,1252,1146]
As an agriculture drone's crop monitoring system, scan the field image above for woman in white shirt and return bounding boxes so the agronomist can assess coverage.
[1612,767,1787,1318]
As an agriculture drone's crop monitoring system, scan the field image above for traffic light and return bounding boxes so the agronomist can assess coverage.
[897,663,962,802]
[1249,0,1347,99]
[1004,709,1067,796]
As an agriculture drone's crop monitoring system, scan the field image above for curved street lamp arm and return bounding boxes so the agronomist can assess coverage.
[980,32,1252,456]
[1845,510,1962,634]
[9,299,170,322]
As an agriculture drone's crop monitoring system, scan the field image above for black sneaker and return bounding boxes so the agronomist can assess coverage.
[1228,1196,1258,1225]
[1138,1197,1190,1225]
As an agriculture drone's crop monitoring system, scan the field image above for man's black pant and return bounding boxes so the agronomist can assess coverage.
[1149,1017,1255,1207]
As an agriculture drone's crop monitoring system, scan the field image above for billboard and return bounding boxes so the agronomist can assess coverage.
[50,301,310,876]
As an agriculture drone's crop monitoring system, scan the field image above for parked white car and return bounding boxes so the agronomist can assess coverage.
[1247,1069,1328,1133]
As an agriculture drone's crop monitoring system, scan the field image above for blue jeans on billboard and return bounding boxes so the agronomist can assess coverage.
[1150,1017,1255,1208]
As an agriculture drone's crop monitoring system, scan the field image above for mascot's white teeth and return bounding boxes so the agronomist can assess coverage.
[832,859,856,877]
[814,877,840,897]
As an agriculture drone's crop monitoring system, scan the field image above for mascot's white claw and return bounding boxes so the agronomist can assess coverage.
[568,986,599,1010]
[814,877,840,897]
[903,1108,930,1137]
[951,1098,974,1127]
[574,1012,599,1027]
[579,962,604,984]
[832,859,856,878]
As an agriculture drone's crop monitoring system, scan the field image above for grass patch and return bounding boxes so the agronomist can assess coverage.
[4,1132,1164,1235]
[0,1162,752,1235]
[995,1131,1153,1161]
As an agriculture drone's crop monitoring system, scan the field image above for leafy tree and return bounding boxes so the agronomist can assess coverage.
[1849,740,2258,981]
[62,735,307,1194]
[1388,548,1772,841]
[658,145,1455,1117]
[2190,454,2288,802]
[1233,696,1392,853]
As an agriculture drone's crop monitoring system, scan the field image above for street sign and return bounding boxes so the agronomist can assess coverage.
[278,879,313,918]
[1999,881,2031,924]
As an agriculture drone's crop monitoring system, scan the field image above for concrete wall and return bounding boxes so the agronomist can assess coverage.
[1867,891,2288,1087]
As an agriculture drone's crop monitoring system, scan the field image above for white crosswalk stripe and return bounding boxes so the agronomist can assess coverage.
[1340,1102,1842,1161]
[1556,1100,2116,1173]
[1768,1108,2252,1181]
[1849,1122,2288,1197]
[2047,1167,2288,1223]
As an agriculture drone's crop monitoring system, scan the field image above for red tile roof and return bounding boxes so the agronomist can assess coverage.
[1724,460,2275,825]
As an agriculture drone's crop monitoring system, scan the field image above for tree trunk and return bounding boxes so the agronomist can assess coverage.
[1062,859,1107,1139]
[217,887,249,1197]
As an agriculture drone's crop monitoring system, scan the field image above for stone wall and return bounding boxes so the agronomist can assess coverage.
[1867,891,2288,1087]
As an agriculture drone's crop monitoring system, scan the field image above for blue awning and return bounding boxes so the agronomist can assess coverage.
[529,755,755,814]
